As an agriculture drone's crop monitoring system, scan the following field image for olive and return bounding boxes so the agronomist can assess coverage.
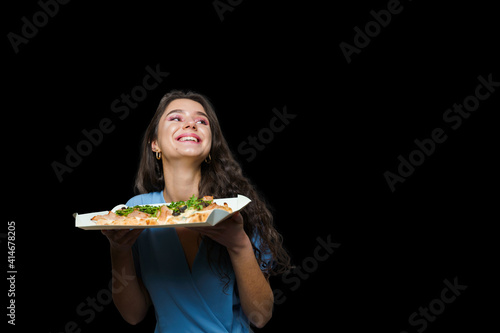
[179,205,187,212]
[172,211,180,216]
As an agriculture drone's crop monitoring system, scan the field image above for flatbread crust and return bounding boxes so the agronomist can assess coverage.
[183,211,211,223]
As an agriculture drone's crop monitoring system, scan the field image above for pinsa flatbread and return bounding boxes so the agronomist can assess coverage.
[91,195,232,226]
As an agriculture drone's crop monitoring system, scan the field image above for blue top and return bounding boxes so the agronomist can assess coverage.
[127,191,269,332]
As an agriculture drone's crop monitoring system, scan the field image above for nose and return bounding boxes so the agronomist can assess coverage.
[183,121,197,130]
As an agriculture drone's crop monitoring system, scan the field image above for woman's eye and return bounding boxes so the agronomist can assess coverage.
[169,116,182,121]
[196,119,208,125]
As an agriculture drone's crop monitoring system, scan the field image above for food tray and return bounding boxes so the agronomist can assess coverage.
[75,195,251,230]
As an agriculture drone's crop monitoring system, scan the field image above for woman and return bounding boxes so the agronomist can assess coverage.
[102,90,290,332]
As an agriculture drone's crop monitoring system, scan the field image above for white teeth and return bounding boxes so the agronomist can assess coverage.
[179,136,198,142]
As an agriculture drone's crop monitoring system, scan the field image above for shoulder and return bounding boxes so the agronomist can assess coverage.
[125,191,165,206]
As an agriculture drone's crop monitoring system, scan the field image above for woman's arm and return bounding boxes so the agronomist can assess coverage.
[102,229,151,325]
[193,213,274,328]
[228,235,274,328]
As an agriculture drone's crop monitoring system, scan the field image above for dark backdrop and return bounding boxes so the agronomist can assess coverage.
[4,0,498,332]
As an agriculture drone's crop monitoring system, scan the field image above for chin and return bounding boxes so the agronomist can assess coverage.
[174,151,206,161]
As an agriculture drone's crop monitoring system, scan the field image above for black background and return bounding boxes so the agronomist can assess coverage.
[4,0,498,332]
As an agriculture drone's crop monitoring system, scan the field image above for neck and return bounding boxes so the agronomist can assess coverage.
[161,159,202,203]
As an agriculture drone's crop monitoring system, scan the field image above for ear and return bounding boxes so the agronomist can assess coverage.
[151,140,160,152]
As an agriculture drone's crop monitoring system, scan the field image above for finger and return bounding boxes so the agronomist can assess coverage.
[217,212,243,226]
[189,227,218,239]
[189,226,211,235]
[101,229,117,236]
[111,229,132,241]
[120,229,144,244]
[101,229,127,239]
[102,229,139,245]
[129,228,145,239]
[229,211,243,224]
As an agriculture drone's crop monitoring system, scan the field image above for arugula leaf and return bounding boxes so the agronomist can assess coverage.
[167,195,213,215]
[116,196,213,217]
[115,207,135,216]
[115,205,161,217]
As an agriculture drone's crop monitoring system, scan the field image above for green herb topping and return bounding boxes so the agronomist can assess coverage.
[168,195,212,216]
[115,195,212,217]
[115,205,161,217]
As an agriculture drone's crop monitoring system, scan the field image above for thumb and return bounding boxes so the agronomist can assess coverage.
[231,211,243,223]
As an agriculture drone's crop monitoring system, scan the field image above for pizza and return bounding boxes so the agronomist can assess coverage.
[91,195,232,226]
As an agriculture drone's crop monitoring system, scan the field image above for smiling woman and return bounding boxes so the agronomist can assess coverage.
[101,90,291,332]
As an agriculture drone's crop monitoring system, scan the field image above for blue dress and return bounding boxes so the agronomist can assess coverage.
[127,191,267,332]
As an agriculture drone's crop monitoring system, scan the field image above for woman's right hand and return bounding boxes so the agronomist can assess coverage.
[101,229,144,252]
[101,228,150,325]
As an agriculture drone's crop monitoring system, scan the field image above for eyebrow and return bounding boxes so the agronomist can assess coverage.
[165,109,208,117]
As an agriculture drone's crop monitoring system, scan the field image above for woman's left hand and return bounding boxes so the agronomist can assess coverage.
[195,211,273,327]
[191,212,251,253]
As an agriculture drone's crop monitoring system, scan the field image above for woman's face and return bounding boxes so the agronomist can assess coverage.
[153,98,212,163]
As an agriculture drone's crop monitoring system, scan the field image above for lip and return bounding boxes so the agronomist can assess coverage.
[175,133,202,143]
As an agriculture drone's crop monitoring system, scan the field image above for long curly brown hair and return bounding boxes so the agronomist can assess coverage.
[135,90,291,279]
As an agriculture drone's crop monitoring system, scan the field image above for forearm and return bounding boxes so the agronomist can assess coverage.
[110,247,150,325]
[228,236,274,328]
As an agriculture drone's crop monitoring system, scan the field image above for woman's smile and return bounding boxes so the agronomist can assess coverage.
[175,133,202,143]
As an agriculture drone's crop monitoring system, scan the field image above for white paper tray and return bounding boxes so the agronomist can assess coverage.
[75,195,251,230]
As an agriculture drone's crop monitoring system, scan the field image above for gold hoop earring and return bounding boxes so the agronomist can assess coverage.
[205,153,211,164]
[156,151,162,160]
